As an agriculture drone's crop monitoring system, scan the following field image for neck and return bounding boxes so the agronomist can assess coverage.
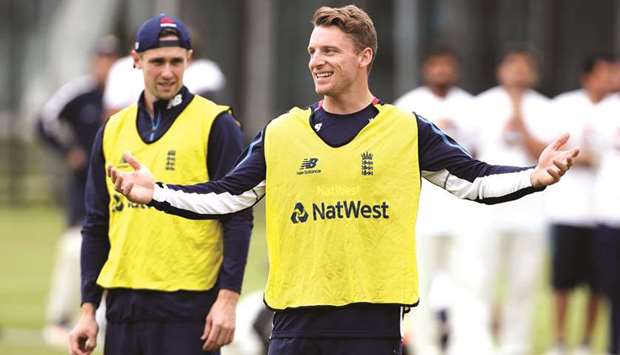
[143,90,157,118]
[322,86,374,114]
[429,85,450,98]
[585,87,606,104]
[503,85,527,95]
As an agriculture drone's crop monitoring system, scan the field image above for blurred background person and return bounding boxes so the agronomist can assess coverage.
[394,47,474,355]
[103,29,225,118]
[542,53,614,355]
[451,47,550,355]
[36,34,120,346]
[591,60,620,355]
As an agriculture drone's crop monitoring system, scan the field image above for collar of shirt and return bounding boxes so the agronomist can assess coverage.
[308,99,381,147]
[136,86,194,143]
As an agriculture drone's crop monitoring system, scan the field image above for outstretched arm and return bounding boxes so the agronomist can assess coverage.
[108,129,267,216]
[417,115,578,204]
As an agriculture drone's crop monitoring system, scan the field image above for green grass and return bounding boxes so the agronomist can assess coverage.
[0,206,66,354]
[0,203,611,354]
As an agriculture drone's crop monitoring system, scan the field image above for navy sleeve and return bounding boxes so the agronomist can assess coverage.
[416,115,541,204]
[149,127,267,217]
[206,112,253,294]
[36,103,73,155]
[80,125,110,306]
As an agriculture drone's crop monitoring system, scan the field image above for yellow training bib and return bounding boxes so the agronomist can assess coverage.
[99,96,228,291]
[263,104,421,309]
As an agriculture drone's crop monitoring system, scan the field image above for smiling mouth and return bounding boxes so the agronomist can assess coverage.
[314,72,333,80]
[158,82,175,89]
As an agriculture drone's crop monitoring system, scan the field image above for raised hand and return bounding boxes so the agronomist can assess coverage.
[107,152,155,204]
[530,133,580,188]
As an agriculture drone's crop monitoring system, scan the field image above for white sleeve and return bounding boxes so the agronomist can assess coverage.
[152,180,266,215]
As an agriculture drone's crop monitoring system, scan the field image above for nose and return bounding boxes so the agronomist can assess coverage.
[161,63,174,79]
[309,53,325,70]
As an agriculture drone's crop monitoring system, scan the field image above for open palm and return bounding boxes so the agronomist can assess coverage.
[107,152,156,204]
[531,133,580,188]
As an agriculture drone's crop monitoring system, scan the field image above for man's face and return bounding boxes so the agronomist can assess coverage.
[132,37,192,101]
[583,60,613,94]
[497,53,538,89]
[610,60,620,93]
[307,25,370,97]
[422,55,459,89]
[93,54,118,87]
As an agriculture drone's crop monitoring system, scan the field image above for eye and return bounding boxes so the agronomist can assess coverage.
[150,58,165,66]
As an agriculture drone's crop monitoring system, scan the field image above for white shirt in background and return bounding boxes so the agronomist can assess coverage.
[473,86,551,232]
[592,94,620,227]
[103,56,143,111]
[544,89,599,227]
[394,86,474,237]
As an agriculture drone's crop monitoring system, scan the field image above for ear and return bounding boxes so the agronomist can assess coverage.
[131,49,142,69]
[359,47,373,69]
[186,49,193,65]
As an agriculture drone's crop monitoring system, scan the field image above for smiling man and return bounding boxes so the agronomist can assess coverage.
[68,15,252,355]
[107,6,578,355]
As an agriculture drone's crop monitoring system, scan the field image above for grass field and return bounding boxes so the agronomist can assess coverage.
[0,203,610,354]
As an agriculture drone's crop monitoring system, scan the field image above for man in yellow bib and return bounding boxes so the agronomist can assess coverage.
[108,6,578,355]
[69,15,252,355]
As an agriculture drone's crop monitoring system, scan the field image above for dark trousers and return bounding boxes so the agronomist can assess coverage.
[611,291,620,355]
[597,225,620,355]
[268,337,402,355]
[104,320,220,355]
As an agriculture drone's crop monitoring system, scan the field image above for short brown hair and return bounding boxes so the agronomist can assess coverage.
[312,5,378,73]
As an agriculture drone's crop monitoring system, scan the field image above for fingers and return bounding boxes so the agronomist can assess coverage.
[201,316,214,350]
[222,327,235,346]
[553,159,568,172]
[546,166,561,181]
[69,332,84,355]
[83,334,97,354]
[123,152,142,171]
[215,326,234,349]
[550,132,570,150]
[201,317,235,351]
[69,332,95,355]
[122,182,134,196]
[203,320,221,351]
[569,146,580,158]
[113,170,124,192]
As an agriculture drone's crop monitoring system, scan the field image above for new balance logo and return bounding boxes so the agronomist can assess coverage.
[301,158,318,169]
[290,202,309,224]
[297,157,321,175]
[361,151,374,176]
[165,150,176,171]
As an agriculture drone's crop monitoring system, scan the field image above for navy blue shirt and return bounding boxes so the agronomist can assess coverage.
[149,100,538,338]
[37,77,104,226]
[81,86,252,322]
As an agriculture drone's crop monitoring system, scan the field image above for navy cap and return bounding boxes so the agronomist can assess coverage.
[134,14,191,53]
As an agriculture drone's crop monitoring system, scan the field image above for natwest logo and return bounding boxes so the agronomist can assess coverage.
[290,202,309,224]
[290,200,390,223]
